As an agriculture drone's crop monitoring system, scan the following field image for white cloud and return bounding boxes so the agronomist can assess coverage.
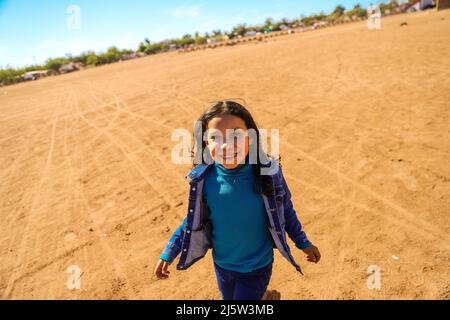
[164,5,201,18]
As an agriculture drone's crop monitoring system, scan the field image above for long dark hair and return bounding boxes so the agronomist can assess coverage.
[190,100,279,196]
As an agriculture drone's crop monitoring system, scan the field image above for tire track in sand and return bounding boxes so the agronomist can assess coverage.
[282,140,450,245]
[72,88,177,209]
[2,95,62,298]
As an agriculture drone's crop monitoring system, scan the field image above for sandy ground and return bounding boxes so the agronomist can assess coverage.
[1,10,449,300]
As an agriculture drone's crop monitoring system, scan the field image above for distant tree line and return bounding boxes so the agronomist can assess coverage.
[0,46,135,86]
[1,1,407,87]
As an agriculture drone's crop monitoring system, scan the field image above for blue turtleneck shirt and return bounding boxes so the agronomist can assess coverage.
[203,161,274,272]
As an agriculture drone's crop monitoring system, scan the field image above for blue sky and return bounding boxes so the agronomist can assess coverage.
[0,0,375,68]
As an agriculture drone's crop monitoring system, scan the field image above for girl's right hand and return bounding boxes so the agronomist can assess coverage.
[154,259,171,279]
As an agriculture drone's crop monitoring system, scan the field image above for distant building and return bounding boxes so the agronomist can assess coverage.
[59,62,80,73]
[244,31,257,37]
[437,0,450,9]
[313,21,328,28]
[405,0,435,12]
[22,70,49,81]
[168,44,178,51]
[206,38,218,44]
[121,52,145,60]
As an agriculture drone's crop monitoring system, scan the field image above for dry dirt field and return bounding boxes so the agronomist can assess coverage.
[1,9,449,300]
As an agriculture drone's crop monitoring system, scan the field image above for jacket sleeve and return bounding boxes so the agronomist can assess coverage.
[279,165,312,250]
[159,215,187,264]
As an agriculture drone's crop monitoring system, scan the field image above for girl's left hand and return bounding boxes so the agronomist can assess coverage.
[301,244,321,263]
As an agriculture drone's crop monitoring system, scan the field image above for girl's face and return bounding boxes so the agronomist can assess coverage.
[205,114,250,169]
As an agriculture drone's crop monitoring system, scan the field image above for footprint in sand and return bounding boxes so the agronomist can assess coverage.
[64,231,77,241]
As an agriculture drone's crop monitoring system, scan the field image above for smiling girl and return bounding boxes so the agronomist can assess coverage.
[155,100,320,300]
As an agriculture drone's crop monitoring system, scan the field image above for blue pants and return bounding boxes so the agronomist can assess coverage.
[213,261,273,300]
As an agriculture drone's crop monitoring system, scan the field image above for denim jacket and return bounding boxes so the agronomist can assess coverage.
[160,159,311,275]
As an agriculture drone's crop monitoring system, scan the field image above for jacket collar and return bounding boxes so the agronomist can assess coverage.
[185,163,213,183]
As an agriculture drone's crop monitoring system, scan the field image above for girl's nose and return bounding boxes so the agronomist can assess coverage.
[220,143,234,153]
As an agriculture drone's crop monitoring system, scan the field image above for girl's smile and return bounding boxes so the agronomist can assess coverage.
[221,152,238,161]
